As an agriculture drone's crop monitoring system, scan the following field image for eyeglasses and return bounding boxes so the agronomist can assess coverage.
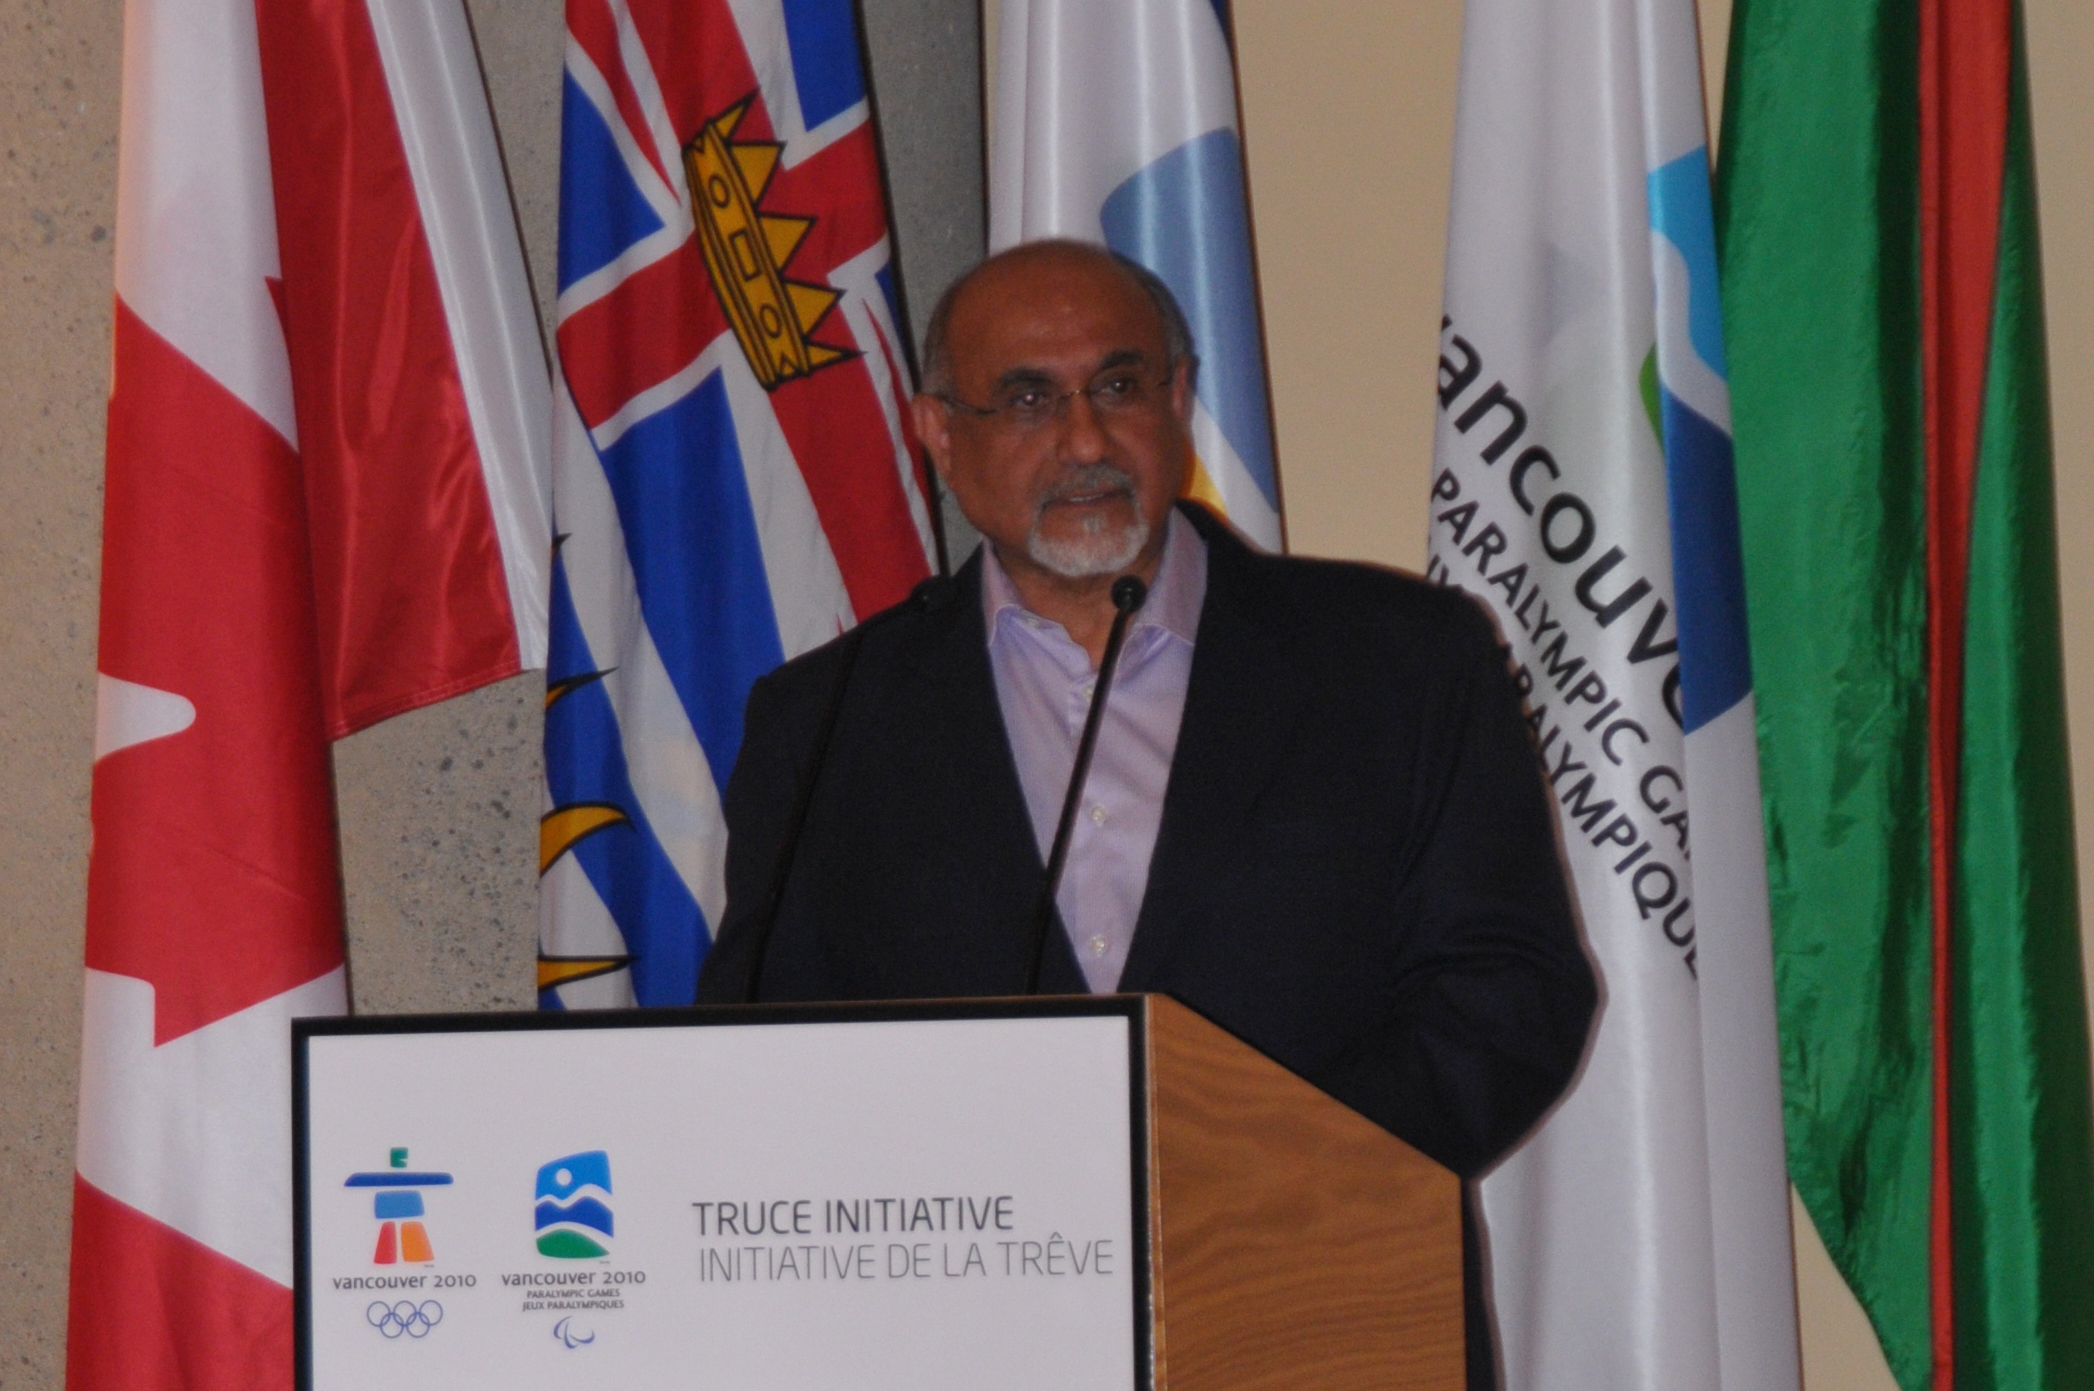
[936,365,1177,433]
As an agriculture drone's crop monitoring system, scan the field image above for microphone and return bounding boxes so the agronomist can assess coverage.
[738,575,955,1003]
[1022,574,1149,994]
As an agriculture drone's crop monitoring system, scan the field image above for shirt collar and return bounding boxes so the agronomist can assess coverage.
[981,507,1207,652]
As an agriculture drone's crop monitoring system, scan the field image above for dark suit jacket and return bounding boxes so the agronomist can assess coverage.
[698,503,1593,1181]
[698,503,1595,1389]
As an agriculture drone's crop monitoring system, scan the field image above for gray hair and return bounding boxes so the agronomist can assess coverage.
[918,239,1197,396]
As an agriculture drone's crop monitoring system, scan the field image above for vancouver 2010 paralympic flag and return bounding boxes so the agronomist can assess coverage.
[1720,0,2094,1385]
[989,0,1284,552]
[536,0,936,1007]
[70,0,550,1384]
[1428,0,1800,1385]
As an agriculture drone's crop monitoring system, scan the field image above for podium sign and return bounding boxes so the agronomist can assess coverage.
[295,1000,1149,1391]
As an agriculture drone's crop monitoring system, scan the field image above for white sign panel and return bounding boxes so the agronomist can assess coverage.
[297,1007,1143,1390]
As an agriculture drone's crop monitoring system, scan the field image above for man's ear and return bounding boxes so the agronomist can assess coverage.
[910,393,955,482]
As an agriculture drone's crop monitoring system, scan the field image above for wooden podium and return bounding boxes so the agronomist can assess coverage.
[295,994,1461,1391]
[1139,994,1463,1391]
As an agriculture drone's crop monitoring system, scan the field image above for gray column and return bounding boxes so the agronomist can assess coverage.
[860,0,986,566]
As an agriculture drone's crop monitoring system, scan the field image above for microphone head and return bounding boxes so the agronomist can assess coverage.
[1111,575,1149,613]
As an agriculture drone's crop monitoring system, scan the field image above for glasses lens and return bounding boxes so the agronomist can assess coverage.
[1086,370,1151,413]
[993,385,1059,426]
[978,367,1169,431]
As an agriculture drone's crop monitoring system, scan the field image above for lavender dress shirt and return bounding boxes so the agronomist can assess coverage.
[981,509,1208,992]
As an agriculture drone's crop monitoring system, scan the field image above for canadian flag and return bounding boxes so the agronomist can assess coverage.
[69,0,547,1383]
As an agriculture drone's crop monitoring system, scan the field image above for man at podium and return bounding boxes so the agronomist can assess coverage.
[698,240,1595,1387]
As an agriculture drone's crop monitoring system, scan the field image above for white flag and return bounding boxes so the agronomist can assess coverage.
[1427,0,1801,1386]
[990,0,1283,549]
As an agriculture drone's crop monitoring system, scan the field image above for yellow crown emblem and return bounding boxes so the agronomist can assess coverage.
[684,98,850,390]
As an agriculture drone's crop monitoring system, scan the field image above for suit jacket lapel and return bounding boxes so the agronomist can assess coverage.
[1118,509,1309,990]
[904,550,1090,994]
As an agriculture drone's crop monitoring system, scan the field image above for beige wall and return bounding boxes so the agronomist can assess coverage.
[0,1,2086,1389]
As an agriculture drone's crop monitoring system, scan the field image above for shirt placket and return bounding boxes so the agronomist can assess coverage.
[1070,628,1165,979]
[1063,662,1114,968]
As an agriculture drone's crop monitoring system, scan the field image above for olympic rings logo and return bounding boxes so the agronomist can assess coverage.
[367,1300,444,1339]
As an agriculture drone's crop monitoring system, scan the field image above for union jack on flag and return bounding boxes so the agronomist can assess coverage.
[538,0,937,1007]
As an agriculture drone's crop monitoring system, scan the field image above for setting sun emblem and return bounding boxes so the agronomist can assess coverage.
[684,98,850,390]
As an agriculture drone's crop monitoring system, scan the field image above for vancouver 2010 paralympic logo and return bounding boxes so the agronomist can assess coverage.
[367,1300,443,1339]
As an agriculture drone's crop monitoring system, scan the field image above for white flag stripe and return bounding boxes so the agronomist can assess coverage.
[536,852,642,1009]
[589,349,715,453]
[112,0,295,444]
[711,344,860,653]
[362,0,552,666]
[1632,0,1709,173]
[1684,698,1800,1390]
[833,237,940,567]
[550,38,692,322]
[790,100,871,167]
[1190,398,1281,551]
[552,380,732,928]
[721,0,804,152]
[607,0,701,209]
[1652,236,1731,431]
[569,31,687,229]
[1634,0,1799,1379]
[553,219,694,324]
[538,852,638,960]
[75,967,347,1286]
[723,0,869,167]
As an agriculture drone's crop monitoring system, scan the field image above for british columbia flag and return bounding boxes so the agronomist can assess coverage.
[538,0,936,1007]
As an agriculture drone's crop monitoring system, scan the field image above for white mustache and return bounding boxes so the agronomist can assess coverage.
[1035,463,1138,510]
[1026,464,1149,579]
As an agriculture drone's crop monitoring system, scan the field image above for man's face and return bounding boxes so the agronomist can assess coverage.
[912,250,1195,584]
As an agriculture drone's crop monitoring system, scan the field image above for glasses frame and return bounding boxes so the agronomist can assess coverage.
[934,363,1179,432]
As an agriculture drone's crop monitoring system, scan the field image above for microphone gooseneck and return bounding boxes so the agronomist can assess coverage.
[1022,574,1150,994]
[738,576,954,1003]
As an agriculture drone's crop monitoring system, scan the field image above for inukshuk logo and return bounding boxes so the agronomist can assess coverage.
[345,1147,453,1264]
[536,1151,614,1258]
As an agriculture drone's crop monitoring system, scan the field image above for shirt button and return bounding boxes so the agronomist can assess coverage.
[1089,805,1108,825]
[1087,934,1109,957]
[1080,680,1096,699]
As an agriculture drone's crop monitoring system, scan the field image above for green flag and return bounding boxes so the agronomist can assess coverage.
[1716,0,2094,1387]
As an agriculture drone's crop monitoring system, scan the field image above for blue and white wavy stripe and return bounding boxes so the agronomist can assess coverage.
[1647,145,1752,733]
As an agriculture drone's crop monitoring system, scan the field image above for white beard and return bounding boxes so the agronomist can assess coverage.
[1027,486,1151,578]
